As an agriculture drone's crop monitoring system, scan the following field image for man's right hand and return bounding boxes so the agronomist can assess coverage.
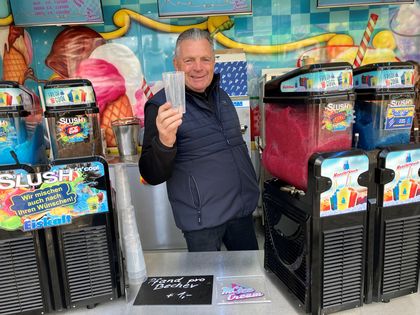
[156,102,183,148]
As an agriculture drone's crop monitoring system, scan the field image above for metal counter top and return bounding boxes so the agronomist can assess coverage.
[50,250,420,315]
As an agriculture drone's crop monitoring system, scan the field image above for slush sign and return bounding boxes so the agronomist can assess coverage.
[23,214,72,231]
[0,160,109,232]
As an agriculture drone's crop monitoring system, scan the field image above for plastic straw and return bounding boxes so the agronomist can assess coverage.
[353,13,379,68]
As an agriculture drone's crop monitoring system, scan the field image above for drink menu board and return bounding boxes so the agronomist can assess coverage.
[318,0,414,8]
[158,0,252,17]
[10,0,104,27]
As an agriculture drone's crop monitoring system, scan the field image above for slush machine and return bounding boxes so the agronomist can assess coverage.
[353,62,416,150]
[0,82,49,315]
[0,81,46,165]
[262,63,371,314]
[352,63,420,303]
[0,80,123,315]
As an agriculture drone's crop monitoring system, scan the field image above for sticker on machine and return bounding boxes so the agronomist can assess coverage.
[384,99,415,130]
[320,155,369,217]
[383,149,420,207]
[0,161,110,232]
[56,115,91,144]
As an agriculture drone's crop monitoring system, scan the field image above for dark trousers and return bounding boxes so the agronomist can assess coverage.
[182,214,259,252]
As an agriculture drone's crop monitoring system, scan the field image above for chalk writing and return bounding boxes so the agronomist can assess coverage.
[134,275,213,305]
[148,277,206,291]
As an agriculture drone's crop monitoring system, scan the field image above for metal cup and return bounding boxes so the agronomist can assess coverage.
[111,117,140,157]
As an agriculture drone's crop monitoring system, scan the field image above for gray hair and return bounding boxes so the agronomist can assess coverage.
[174,28,214,57]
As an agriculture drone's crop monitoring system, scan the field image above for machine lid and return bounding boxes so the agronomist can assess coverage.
[43,79,97,109]
[264,62,354,99]
[0,80,34,110]
[353,61,415,91]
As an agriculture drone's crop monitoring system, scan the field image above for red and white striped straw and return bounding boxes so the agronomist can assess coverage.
[353,13,379,68]
[141,77,154,100]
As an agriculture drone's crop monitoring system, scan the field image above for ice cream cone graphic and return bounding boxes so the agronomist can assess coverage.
[45,28,148,147]
[75,58,135,146]
[3,46,27,84]
[45,26,105,79]
[88,43,147,146]
[101,94,133,146]
[0,26,33,84]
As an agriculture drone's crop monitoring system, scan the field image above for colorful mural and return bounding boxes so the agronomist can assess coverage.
[0,0,418,146]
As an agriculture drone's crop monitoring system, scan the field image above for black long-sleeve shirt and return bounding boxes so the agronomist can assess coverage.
[139,102,177,185]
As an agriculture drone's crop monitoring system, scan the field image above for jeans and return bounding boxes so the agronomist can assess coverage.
[182,214,259,252]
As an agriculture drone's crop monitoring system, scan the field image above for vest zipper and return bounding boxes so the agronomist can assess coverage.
[189,175,202,225]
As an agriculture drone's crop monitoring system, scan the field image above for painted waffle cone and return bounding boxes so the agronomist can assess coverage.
[3,47,28,84]
[101,94,134,147]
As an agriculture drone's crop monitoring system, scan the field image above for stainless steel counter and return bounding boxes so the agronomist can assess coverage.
[48,250,420,315]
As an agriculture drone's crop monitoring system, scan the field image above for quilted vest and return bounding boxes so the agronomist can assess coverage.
[151,78,259,231]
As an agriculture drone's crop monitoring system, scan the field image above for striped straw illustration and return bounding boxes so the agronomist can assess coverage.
[353,13,379,68]
[141,77,154,100]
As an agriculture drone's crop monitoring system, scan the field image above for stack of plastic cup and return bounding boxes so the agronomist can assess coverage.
[114,164,147,285]
[114,164,132,210]
[122,206,147,285]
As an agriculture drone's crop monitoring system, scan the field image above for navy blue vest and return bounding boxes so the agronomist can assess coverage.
[150,79,259,231]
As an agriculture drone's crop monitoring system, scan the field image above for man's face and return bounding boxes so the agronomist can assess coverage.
[173,38,215,93]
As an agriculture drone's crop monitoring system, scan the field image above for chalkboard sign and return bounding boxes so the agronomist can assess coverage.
[134,275,213,305]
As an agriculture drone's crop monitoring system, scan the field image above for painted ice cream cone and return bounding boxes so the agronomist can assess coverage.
[101,94,133,146]
[75,58,134,146]
[45,26,105,79]
[1,26,33,84]
[89,43,149,130]
[3,46,28,84]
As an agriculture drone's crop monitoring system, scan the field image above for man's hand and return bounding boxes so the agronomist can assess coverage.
[156,102,183,147]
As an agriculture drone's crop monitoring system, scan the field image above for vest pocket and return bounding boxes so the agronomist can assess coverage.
[189,175,202,224]
[188,176,201,208]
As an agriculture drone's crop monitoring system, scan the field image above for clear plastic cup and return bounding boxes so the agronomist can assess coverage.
[124,234,147,285]
[162,71,186,113]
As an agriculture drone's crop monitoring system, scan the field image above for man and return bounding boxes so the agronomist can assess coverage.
[139,28,259,252]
